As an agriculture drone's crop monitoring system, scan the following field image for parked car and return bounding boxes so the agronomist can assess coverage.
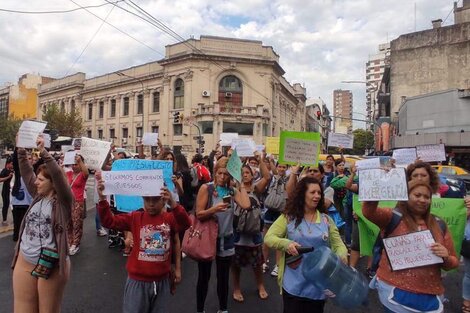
[432,165,469,175]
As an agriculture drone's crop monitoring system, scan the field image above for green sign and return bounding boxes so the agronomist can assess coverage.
[227,149,242,183]
[279,131,321,166]
[352,195,466,257]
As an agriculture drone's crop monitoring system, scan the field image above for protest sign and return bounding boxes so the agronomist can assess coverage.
[255,145,265,153]
[358,168,408,201]
[233,139,256,157]
[17,120,47,148]
[352,195,466,257]
[80,137,111,170]
[392,148,417,167]
[279,131,321,166]
[42,133,51,148]
[383,230,442,271]
[355,158,380,170]
[227,149,242,182]
[142,132,159,146]
[328,132,354,149]
[220,133,238,146]
[416,144,446,162]
[102,170,164,196]
[61,145,75,153]
[266,137,280,155]
[63,151,77,165]
[111,159,175,212]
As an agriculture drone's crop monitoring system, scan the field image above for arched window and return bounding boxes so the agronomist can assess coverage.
[71,99,76,112]
[219,75,242,113]
[60,101,65,112]
[174,79,184,109]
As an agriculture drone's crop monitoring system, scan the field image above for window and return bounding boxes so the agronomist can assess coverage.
[98,129,103,139]
[109,128,115,139]
[99,101,104,119]
[122,128,128,139]
[173,124,183,136]
[199,121,213,134]
[152,92,160,112]
[71,100,76,112]
[151,126,159,133]
[123,97,129,116]
[223,122,253,135]
[174,79,184,109]
[60,101,65,113]
[88,103,93,120]
[263,123,268,136]
[87,130,92,138]
[110,99,116,117]
[136,127,143,138]
[441,167,457,175]
[219,75,242,113]
[137,94,143,115]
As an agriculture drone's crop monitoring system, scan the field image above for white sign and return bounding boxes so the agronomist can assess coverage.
[328,132,354,149]
[61,145,75,153]
[283,138,320,165]
[220,132,238,146]
[356,158,380,170]
[416,144,446,162]
[42,133,51,148]
[358,168,408,201]
[102,170,164,196]
[80,137,112,170]
[17,120,47,148]
[255,145,265,153]
[142,132,159,146]
[383,230,443,271]
[233,139,256,157]
[63,151,77,165]
[392,148,417,167]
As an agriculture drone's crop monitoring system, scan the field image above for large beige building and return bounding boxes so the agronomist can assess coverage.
[38,36,306,155]
[332,89,353,134]
[366,43,390,125]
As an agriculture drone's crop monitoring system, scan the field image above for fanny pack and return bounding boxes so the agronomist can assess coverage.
[31,247,59,280]
[388,287,442,312]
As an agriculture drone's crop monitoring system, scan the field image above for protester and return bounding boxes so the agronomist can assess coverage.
[264,176,347,313]
[174,153,193,211]
[363,180,458,313]
[0,158,14,226]
[323,154,335,188]
[12,135,73,313]
[194,156,250,313]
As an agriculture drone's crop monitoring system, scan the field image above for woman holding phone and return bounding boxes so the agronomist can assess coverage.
[194,156,251,313]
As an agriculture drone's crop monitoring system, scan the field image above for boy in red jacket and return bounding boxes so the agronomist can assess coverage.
[97,178,189,313]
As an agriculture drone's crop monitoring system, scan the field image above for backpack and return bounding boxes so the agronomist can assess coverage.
[264,175,287,212]
[233,195,262,235]
[370,208,447,273]
[190,163,211,189]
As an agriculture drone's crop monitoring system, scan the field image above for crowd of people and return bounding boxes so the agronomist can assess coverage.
[1,134,470,313]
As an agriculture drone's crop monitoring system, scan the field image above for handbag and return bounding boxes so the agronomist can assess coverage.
[31,247,59,279]
[264,176,287,212]
[462,239,470,259]
[233,196,261,235]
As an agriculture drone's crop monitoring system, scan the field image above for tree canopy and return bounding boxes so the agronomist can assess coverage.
[0,114,21,149]
[42,104,84,139]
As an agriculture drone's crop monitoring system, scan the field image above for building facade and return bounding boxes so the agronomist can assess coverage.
[366,43,390,127]
[305,97,330,152]
[37,36,306,155]
[332,89,353,134]
[0,86,9,118]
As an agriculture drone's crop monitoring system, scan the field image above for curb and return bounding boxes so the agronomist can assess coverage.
[0,225,13,234]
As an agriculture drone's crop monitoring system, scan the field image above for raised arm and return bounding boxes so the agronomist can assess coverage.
[17,148,37,197]
[254,153,271,194]
[286,163,300,198]
[76,154,89,180]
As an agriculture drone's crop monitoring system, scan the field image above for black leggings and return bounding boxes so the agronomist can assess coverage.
[282,289,325,313]
[12,205,28,241]
[196,256,232,312]
[2,189,10,221]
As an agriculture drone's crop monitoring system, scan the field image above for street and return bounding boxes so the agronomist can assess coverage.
[0,174,466,312]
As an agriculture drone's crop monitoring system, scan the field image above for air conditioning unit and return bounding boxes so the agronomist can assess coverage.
[225,92,233,98]
[202,90,211,97]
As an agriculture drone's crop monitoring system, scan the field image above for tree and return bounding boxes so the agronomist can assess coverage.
[352,128,374,155]
[0,114,21,149]
[42,104,84,138]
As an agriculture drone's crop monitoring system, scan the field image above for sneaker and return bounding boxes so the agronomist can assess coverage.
[69,245,80,256]
[262,262,269,273]
[182,252,187,259]
[270,265,278,277]
[97,228,107,237]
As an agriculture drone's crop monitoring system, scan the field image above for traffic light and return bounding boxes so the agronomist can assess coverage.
[173,112,180,123]
[316,111,321,120]
[195,148,200,154]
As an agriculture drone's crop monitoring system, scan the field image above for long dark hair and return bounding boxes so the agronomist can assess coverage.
[285,177,325,228]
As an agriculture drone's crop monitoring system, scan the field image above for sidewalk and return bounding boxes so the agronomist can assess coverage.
[0,209,13,234]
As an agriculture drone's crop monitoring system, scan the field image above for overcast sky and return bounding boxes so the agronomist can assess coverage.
[0,0,457,128]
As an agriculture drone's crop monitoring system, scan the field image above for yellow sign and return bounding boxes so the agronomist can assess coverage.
[266,137,280,155]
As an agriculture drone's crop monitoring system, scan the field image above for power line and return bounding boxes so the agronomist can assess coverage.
[443,0,460,25]
[0,1,123,14]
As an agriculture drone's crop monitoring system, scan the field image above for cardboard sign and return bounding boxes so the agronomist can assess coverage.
[80,137,111,170]
[111,159,175,212]
[233,139,256,157]
[63,151,77,165]
[358,168,408,201]
[102,170,164,196]
[383,230,443,271]
[227,149,242,182]
[328,132,354,149]
[279,131,320,166]
[416,144,446,162]
[142,132,159,146]
[220,133,238,146]
[265,137,280,155]
[61,145,75,153]
[17,120,47,148]
[42,133,51,149]
[356,158,380,170]
[392,148,417,167]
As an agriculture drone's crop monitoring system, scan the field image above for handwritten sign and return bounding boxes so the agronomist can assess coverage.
[63,151,77,165]
[358,168,408,201]
[233,139,256,157]
[17,120,47,148]
[80,137,111,170]
[42,133,51,149]
[142,132,159,146]
[255,145,265,153]
[220,133,238,146]
[383,230,443,271]
[279,131,320,166]
[61,145,75,153]
[227,149,242,182]
[356,158,380,170]
[111,159,175,212]
[328,132,354,149]
[392,148,417,167]
[416,144,446,162]
[102,170,164,196]
[266,137,280,155]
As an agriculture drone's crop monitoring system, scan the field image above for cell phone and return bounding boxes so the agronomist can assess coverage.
[222,195,232,204]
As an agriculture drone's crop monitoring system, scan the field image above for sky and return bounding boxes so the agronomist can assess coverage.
[0,0,457,128]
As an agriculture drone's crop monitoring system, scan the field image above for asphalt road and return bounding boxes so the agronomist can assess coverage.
[0,171,466,312]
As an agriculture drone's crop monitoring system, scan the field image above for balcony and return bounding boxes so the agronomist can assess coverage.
[194,103,270,119]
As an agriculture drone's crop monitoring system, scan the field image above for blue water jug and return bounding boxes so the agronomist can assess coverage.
[302,246,368,308]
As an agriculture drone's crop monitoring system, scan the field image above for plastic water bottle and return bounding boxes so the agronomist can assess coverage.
[302,246,369,309]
